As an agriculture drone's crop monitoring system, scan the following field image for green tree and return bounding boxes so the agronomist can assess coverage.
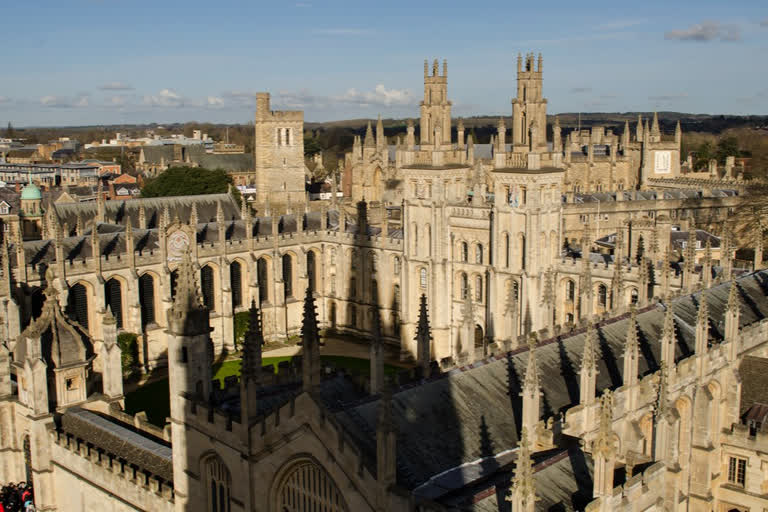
[233,310,251,350]
[117,332,139,376]
[304,136,322,157]
[141,166,237,199]
[715,136,740,164]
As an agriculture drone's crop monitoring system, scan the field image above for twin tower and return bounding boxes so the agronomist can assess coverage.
[420,53,548,152]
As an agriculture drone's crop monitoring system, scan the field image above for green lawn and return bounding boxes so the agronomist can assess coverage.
[125,355,400,427]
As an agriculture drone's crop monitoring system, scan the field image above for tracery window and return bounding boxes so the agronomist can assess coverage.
[461,242,469,262]
[139,273,156,329]
[475,244,483,264]
[276,460,348,512]
[257,258,269,304]
[307,251,316,293]
[475,275,483,302]
[420,268,427,289]
[104,278,123,329]
[230,261,243,308]
[393,256,401,275]
[460,273,468,300]
[597,284,607,307]
[282,254,293,298]
[201,265,215,311]
[204,455,231,512]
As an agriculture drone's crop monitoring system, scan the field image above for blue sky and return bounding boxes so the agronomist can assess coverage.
[1,0,767,126]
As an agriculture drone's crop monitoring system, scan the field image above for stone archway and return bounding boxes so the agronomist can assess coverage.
[273,459,348,512]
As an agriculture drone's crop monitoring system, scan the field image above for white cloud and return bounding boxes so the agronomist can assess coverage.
[274,85,415,110]
[40,94,90,108]
[143,88,184,108]
[99,81,134,91]
[206,96,224,107]
[664,21,741,42]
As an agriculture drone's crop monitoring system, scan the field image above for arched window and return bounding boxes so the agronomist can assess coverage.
[566,280,575,302]
[139,273,156,329]
[23,436,32,485]
[307,251,316,293]
[631,288,639,304]
[505,234,510,268]
[201,266,215,311]
[520,234,526,270]
[475,275,483,302]
[282,254,293,299]
[475,244,483,264]
[104,278,123,329]
[170,269,179,300]
[461,242,468,262]
[230,261,242,309]
[598,284,607,307]
[349,277,357,300]
[419,268,427,289]
[67,282,89,331]
[461,273,469,300]
[203,455,231,512]
[275,460,348,512]
[350,250,358,270]
[257,258,268,304]
[393,256,401,275]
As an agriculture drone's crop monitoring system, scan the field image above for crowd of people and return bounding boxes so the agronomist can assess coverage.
[0,483,33,512]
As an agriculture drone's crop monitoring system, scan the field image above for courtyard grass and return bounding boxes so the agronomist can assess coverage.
[124,355,398,427]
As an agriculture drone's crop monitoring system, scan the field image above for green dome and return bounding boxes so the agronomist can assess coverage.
[21,183,42,201]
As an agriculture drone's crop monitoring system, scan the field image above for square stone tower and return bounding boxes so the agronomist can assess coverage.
[254,92,306,203]
[512,53,548,153]
[419,59,452,148]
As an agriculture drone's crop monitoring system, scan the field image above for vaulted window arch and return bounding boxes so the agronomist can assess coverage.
[201,265,215,311]
[274,460,348,512]
[67,282,90,331]
[104,278,123,329]
[257,257,269,304]
[307,251,317,293]
[230,261,243,309]
[139,273,156,329]
[597,283,608,307]
[282,254,294,299]
[203,454,231,512]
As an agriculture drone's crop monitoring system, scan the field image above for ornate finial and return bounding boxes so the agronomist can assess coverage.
[582,321,598,375]
[364,120,375,148]
[190,202,198,227]
[697,291,710,326]
[654,361,669,421]
[300,284,321,349]
[625,305,639,354]
[523,334,540,390]
[241,299,264,383]
[44,266,58,299]
[541,269,554,306]
[507,426,536,507]
[727,280,740,313]
[594,390,616,457]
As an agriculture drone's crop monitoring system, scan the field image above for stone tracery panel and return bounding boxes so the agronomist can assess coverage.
[275,460,348,512]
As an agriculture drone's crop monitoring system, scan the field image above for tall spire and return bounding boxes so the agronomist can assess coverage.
[623,306,640,405]
[651,111,661,140]
[695,292,710,364]
[415,294,432,377]
[593,390,617,499]
[376,114,385,151]
[168,250,208,336]
[241,299,264,384]
[674,120,682,146]
[636,115,643,142]
[580,321,599,406]
[364,120,375,148]
[661,302,676,368]
[300,285,322,391]
[506,427,536,512]
[521,335,541,436]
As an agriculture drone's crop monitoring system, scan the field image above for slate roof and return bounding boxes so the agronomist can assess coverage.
[60,408,173,482]
[333,270,768,495]
[739,356,768,416]
[52,193,240,230]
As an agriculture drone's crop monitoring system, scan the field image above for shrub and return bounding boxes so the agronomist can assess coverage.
[117,332,140,375]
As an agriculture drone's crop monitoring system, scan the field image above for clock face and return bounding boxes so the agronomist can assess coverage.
[167,230,190,262]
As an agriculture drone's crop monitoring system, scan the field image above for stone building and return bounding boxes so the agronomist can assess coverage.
[0,56,767,510]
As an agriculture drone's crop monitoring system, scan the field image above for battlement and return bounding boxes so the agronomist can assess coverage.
[255,92,303,121]
[50,427,175,508]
